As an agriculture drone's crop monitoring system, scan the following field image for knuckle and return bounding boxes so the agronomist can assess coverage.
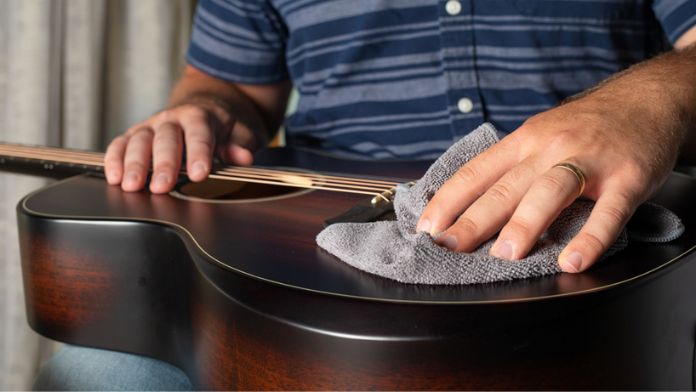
[504,218,533,239]
[153,142,179,155]
[111,134,126,144]
[153,142,179,156]
[598,204,631,227]
[153,128,180,145]
[182,119,214,139]
[131,127,154,140]
[124,161,147,173]
[537,173,566,195]
[180,104,207,119]
[152,162,177,173]
[547,130,575,150]
[452,165,479,185]
[190,138,215,153]
[104,154,123,166]
[519,113,543,131]
[156,109,176,123]
[515,121,532,134]
[125,122,147,135]
[621,164,650,189]
[152,147,178,161]
[153,121,175,133]
[104,158,123,172]
[579,231,606,254]
[486,182,514,204]
[453,215,479,236]
[184,127,214,145]
[106,137,125,153]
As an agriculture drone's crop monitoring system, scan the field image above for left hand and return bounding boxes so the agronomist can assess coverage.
[416,93,683,273]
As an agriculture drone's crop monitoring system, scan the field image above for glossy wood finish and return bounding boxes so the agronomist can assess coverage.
[17,147,696,389]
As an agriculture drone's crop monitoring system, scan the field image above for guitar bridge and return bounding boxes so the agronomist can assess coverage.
[324,181,416,226]
[370,181,416,206]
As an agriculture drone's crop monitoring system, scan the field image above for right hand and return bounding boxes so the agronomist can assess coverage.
[104,101,255,193]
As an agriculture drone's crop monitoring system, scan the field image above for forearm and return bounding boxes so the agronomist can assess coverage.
[168,65,291,148]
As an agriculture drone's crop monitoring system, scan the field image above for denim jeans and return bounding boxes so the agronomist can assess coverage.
[33,346,192,391]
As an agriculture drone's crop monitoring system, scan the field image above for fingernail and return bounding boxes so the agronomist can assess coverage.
[492,239,515,260]
[191,161,207,178]
[154,173,170,186]
[562,251,583,272]
[439,234,458,251]
[125,171,139,185]
[416,218,431,233]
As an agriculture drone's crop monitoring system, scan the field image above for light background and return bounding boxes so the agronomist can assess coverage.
[0,0,194,388]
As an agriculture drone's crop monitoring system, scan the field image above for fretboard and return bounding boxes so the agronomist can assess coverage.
[0,143,105,179]
[0,142,402,200]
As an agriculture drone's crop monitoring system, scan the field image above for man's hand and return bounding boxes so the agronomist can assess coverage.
[104,65,291,194]
[104,100,253,194]
[417,42,696,274]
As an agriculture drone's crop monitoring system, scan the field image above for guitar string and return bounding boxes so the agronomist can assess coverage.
[0,145,398,188]
[0,147,391,195]
[0,143,401,187]
[0,144,397,186]
[205,174,383,196]
[214,166,398,186]
[0,148,397,193]
[213,167,399,192]
[207,169,394,193]
[0,144,396,186]
[0,145,403,195]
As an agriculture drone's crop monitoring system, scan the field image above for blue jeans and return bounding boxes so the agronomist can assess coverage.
[33,346,192,391]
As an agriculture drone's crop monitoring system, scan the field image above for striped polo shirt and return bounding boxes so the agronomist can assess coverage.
[187,0,696,160]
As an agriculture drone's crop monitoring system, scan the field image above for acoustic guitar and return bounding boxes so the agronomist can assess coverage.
[2,142,696,390]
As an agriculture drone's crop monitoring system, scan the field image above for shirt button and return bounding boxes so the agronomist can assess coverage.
[445,0,462,15]
[457,97,474,113]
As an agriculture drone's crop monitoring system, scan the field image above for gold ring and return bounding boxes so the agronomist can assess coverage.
[553,162,586,197]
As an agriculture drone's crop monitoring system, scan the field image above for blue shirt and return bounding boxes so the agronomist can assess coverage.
[187,0,696,159]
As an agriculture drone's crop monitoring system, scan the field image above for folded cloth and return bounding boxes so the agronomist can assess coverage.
[316,123,684,285]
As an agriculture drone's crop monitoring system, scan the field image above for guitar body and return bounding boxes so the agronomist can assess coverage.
[17,147,696,389]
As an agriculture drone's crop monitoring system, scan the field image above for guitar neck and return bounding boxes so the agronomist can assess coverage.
[0,143,403,202]
[0,142,104,179]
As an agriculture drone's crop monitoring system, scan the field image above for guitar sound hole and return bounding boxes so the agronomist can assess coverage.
[171,177,309,203]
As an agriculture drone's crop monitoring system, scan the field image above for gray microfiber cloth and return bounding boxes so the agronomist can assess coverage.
[316,123,685,285]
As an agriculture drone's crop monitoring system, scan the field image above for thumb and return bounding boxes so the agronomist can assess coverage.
[220,143,254,166]
[217,122,258,166]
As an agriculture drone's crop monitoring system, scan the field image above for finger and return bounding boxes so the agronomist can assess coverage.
[558,189,635,273]
[218,143,254,166]
[217,122,255,166]
[121,127,154,192]
[433,160,539,252]
[104,135,129,185]
[179,114,214,182]
[489,163,585,260]
[150,122,184,194]
[417,139,518,235]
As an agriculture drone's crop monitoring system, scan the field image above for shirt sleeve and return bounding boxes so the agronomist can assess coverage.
[186,0,289,84]
[652,0,696,45]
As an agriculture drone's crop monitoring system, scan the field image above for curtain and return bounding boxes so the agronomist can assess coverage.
[0,0,193,388]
